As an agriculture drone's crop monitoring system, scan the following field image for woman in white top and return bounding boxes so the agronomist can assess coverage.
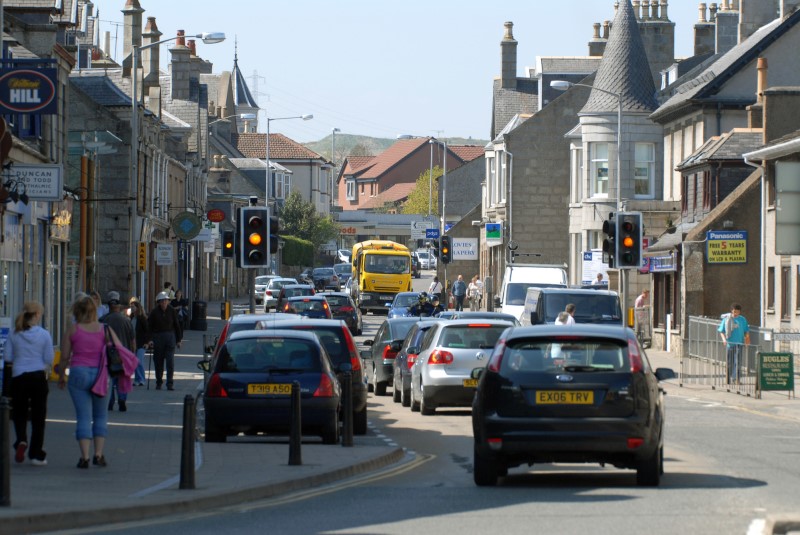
[468,276,480,311]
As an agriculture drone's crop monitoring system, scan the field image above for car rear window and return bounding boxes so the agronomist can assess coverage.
[502,338,628,373]
[281,325,352,366]
[287,287,313,297]
[289,299,327,313]
[325,295,350,307]
[542,294,622,324]
[220,338,321,372]
[439,325,507,349]
[394,294,418,307]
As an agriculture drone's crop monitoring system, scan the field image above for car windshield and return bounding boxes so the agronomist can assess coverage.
[438,325,507,349]
[255,276,273,285]
[286,287,313,298]
[280,325,352,366]
[416,252,429,259]
[543,294,622,324]
[270,279,293,289]
[289,299,327,313]
[390,320,417,341]
[220,338,321,372]
[313,268,335,277]
[365,254,409,275]
[334,264,351,275]
[393,294,419,307]
[502,338,628,373]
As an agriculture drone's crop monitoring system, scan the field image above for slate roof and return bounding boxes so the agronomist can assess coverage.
[581,0,657,115]
[70,74,131,107]
[233,132,322,160]
[652,10,800,121]
[358,182,417,209]
[492,78,539,140]
[537,57,602,74]
[676,129,764,170]
[232,55,259,109]
[449,145,484,162]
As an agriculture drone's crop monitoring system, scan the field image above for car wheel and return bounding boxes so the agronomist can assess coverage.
[204,422,226,443]
[353,407,368,435]
[360,308,367,315]
[636,445,662,487]
[401,386,411,407]
[420,388,435,416]
[375,380,387,397]
[321,411,340,445]
[410,379,420,412]
[392,379,401,403]
[473,444,500,487]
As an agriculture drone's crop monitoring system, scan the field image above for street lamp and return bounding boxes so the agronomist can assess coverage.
[550,80,622,210]
[331,127,341,210]
[209,112,256,127]
[130,30,225,300]
[429,139,447,236]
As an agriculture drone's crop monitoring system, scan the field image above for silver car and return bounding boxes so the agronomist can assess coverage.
[409,319,512,415]
[254,275,280,305]
[263,277,298,312]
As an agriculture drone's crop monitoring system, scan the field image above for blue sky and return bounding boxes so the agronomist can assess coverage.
[91,0,698,142]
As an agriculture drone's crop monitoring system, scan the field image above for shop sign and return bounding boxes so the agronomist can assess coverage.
[156,244,174,266]
[707,230,747,264]
[757,352,794,394]
[649,255,676,272]
[340,226,357,235]
[207,208,225,223]
[0,68,58,114]
[7,164,63,200]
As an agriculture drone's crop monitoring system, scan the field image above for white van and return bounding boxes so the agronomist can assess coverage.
[494,264,568,321]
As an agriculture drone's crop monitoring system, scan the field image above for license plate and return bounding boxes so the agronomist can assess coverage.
[248,383,292,395]
[535,390,593,404]
[380,295,393,301]
[463,379,478,388]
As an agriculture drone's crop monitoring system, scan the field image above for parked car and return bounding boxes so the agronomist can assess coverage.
[282,295,332,319]
[337,249,352,264]
[254,275,280,305]
[409,319,512,415]
[392,318,439,407]
[275,284,315,311]
[324,292,363,335]
[207,312,302,363]
[262,277,298,312]
[333,263,352,290]
[199,329,341,444]
[312,267,340,291]
[361,317,419,395]
[470,324,675,486]
[257,318,369,435]
[387,291,421,318]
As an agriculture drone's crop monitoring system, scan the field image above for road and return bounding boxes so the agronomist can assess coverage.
[67,270,800,534]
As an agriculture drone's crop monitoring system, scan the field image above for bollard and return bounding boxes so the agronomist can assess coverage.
[1,397,11,506]
[341,371,353,447]
[179,395,196,490]
[288,381,302,465]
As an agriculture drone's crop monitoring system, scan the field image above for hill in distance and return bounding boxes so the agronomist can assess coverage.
[305,134,489,162]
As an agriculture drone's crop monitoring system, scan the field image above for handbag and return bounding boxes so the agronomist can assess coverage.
[104,325,125,378]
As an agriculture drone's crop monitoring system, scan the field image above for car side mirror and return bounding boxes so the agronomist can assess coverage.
[197,360,211,373]
[390,340,403,351]
[654,367,676,381]
[470,367,484,380]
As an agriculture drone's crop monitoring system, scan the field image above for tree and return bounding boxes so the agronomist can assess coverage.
[402,166,442,215]
[280,191,340,250]
[348,142,375,157]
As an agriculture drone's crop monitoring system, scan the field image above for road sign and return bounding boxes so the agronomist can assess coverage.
[410,220,427,239]
[137,242,147,271]
[426,228,440,239]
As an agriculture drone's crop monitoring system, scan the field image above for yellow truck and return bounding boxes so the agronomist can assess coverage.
[351,240,413,313]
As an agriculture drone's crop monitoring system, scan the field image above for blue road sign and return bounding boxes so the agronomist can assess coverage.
[426,228,440,239]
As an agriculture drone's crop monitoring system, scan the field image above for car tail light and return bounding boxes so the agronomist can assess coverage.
[266,290,272,297]
[487,437,503,451]
[628,338,644,373]
[214,324,229,357]
[340,328,361,372]
[314,373,336,397]
[627,437,644,449]
[205,374,228,398]
[487,339,507,372]
[467,324,491,328]
[428,350,454,365]
[382,344,398,360]
[339,305,354,313]
[407,354,417,369]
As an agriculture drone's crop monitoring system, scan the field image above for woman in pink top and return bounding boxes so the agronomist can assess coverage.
[58,294,123,469]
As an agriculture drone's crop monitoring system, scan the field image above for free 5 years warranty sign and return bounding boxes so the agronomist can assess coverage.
[706,230,747,264]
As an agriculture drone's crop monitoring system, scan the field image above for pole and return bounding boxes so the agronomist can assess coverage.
[130,44,140,300]
[442,140,447,292]
[1,397,10,506]
[616,94,626,314]
[265,117,271,275]
[179,395,196,489]
[428,140,433,218]
[288,381,302,465]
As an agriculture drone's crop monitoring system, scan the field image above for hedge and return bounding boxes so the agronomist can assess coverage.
[280,235,313,267]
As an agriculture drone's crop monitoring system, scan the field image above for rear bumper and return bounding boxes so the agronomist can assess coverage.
[205,396,339,434]
[422,383,477,408]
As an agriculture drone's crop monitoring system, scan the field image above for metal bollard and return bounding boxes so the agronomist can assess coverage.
[288,381,302,465]
[341,371,353,447]
[1,397,11,506]
[179,395,196,490]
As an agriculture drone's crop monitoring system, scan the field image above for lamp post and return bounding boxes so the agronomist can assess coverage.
[331,127,340,210]
[429,138,448,291]
[130,31,224,301]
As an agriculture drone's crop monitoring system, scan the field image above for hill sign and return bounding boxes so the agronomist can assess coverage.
[0,68,58,115]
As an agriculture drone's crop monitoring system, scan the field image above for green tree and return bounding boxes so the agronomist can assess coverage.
[280,191,339,249]
[402,166,441,215]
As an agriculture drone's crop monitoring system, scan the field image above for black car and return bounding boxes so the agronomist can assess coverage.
[333,263,352,290]
[200,329,341,444]
[471,324,675,487]
[312,267,340,291]
[392,318,439,407]
[276,284,315,311]
[324,292,363,335]
[258,318,369,435]
[361,317,419,396]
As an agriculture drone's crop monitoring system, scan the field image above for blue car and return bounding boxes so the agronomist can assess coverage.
[387,292,421,318]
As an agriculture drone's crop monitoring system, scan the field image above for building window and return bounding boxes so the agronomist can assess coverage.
[346,179,356,201]
[781,266,790,320]
[283,173,291,198]
[274,172,283,199]
[703,171,712,210]
[767,266,775,312]
[500,153,508,204]
[681,174,688,214]
[634,143,655,197]
[487,155,497,206]
[796,265,800,312]
[590,142,609,197]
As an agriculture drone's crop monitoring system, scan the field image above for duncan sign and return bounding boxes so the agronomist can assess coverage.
[0,68,58,115]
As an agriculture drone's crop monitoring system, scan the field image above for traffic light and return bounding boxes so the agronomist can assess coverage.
[440,236,452,264]
[221,230,235,258]
[269,214,280,254]
[602,213,617,269]
[430,239,439,259]
[237,207,269,268]
[616,211,643,269]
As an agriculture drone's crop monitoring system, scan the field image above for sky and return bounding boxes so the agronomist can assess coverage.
[90,0,700,143]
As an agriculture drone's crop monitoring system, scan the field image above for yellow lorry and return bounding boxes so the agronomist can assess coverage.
[351,240,413,313]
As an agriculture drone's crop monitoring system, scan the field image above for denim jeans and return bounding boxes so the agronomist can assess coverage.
[67,366,109,440]
[134,347,146,384]
[726,344,743,384]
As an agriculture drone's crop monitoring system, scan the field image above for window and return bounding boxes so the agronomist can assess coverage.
[590,143,609,197]
[767,266,775,311]
[500,153,508,204]
[487,154,496,206]
[634,143,655,197]
[703,171,712,210]
[681,174,688,214]
[571,147,583,202]
[283,173,291,198]
[274,171,283,199]
[346,179,356,201]
[781,266,790,320]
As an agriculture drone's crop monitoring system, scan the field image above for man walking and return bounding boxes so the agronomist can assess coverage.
[717,303,750,385]
[452,275,467,311]
[102,291,135,411]
[148,292,183,390]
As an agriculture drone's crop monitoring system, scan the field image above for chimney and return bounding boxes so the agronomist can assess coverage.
[169,30,192,100]
[589,22,607,56]
[694,3,715,55]
[782,0,800,16]
[187,39,197,56]
[710,3,718,20]
[660,0,669,19]
[142,17,162,93]
[121,0,144,78]
[638,0,675,89]
[715,7,739,54]
[603,20,611,39]
[633,1,642,19]
[500,22,517,90]
[763,87,800,143]
[739,0,779,43]
[747,57,766,128]
[104,31,111,59]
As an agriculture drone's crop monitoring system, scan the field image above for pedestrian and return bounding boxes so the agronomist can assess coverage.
[452,275,467,311]
[58,294,124,468]
[554,311,572,325]
[148,291,183,391]
[475,275,484,309]
[128,297,150,386]
[564,303,576,325]
[468,276,480,311]
[4,302,54,466]
[163,282,175,300]
[428,276,443,303]
[718,303,750,385]
[635,288,650,308]
[102,291,135,412]
[171,289,189,329]
[91,290,108,320]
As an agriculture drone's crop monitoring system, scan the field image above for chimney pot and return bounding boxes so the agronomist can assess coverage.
[757,57,768,103]
[593,22,602,38]
[699,3,707,22]
[176,29,186,47]
[710,3,718,20]
[188,39,197,56]
[603,20,610,38]
[660,1,669,20]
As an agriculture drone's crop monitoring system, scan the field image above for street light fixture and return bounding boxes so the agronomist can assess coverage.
[209,112,256,127]
[550,80,622,210]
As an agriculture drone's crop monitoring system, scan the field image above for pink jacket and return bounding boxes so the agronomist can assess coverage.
[91,343,139,397]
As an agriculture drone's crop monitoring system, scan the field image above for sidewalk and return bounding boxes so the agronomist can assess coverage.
[0,299,402,534]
